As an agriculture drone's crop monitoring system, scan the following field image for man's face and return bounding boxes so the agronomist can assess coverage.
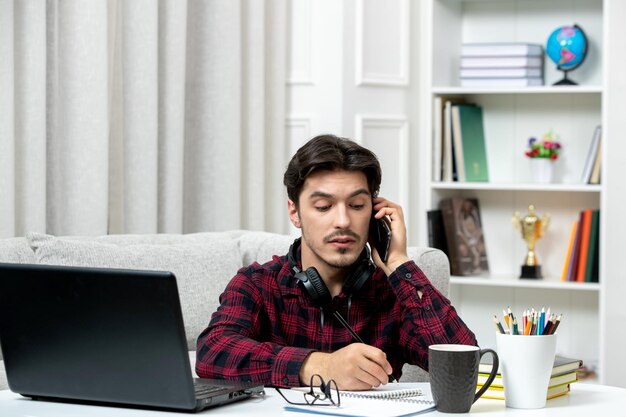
[288,170,372,274]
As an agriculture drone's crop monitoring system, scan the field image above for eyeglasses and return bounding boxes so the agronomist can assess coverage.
[276,374,341,407]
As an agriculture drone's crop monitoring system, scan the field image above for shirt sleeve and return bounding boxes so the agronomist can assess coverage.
[386,260,477,370]
[195,272,314,387]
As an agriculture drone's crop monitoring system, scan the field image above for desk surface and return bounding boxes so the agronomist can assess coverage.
[0,383,624,416]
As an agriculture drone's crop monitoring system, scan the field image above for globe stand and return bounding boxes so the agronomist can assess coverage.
[553,69,577,86]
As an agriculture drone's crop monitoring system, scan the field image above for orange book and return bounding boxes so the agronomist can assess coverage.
[576,209,593,282]
[561,220,578,281]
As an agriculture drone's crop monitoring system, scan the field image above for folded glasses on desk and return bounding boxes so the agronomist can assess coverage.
[276,374,341,407]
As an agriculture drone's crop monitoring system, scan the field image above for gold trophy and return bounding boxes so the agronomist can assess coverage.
[512,205,550,279]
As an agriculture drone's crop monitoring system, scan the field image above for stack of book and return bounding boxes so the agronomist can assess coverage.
[561,209,600,283]
[477,355,583,401]
[460,43,544,87]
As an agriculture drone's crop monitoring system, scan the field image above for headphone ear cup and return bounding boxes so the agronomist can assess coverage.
[303,268,331,306]
[342,258,374,295]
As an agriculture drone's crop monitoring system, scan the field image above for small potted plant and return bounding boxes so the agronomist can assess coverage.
[525,130,562,183]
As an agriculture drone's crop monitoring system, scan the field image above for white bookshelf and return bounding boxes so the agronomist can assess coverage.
[419,0,623,384]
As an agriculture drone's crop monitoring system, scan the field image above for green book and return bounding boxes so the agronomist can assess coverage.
[455,104,489,182]
[585,210,600,282]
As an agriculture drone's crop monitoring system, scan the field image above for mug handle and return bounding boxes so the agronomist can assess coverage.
[473,348,499,403]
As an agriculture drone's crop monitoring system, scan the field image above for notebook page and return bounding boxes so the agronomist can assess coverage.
[284,396,435,417]
[284,383,435,417]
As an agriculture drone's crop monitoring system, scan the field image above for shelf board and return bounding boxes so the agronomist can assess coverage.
[432,86,603,95]
[450,276,600,291]
[431,182,602,192]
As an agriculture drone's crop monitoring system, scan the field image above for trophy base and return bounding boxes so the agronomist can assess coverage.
[520,265,542,279]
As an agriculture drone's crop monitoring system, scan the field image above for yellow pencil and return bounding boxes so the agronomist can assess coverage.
[503,308,510,330]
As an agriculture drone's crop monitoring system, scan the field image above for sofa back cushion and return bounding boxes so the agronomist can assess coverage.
[0,237,36,264]
[27,232,241,350]
[236,231,294,266]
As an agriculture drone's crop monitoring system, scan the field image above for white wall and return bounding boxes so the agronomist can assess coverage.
[286,0,424,244]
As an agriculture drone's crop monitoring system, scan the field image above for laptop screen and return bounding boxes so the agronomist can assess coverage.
[0,263,199,409]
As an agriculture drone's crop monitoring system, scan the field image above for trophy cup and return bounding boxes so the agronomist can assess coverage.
[512,205,550,279]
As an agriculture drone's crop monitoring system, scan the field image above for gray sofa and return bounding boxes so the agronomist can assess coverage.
[0,230,450,391]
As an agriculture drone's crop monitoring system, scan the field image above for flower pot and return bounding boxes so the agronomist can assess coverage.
[530,158,554,183]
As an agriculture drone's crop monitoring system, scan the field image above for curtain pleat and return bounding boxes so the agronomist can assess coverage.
[264,0,288,233]
[0,0,288,238]
[241,0,267,230]
[120,0,159,233]
[184,0,242,232]
[158,0,187,234]
[108,0,124,234]
[48,0,109,236]
[0,0,16,237]
[14,0,47,236]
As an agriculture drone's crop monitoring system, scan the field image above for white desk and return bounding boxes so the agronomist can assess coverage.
[0,383,624,416]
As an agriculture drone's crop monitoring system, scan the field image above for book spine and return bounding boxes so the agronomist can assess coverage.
[460,56,543,68]
[461,43,543,57]
[451,105,466,182]
[581,126,602,183]
[561,221,578,281]
[426,209,449,256]
[576,209,593,282]
[443,101,453,182]
[566,219,582,282]
[438,198,461,276]
[432,96,443,182]
[589,138,602,184]
[585,210,600,282]
[460,77,543,87]
[460,68,543,78]
[458,105,488,182]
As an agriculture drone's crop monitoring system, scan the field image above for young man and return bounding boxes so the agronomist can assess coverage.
[196,134,476,390]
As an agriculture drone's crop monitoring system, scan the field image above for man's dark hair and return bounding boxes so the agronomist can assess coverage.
[283,134,382,205]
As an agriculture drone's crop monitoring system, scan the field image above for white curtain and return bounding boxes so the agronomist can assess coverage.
[0,0,288,238]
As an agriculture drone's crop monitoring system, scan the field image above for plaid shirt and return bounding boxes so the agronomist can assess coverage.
[196,254,476,387]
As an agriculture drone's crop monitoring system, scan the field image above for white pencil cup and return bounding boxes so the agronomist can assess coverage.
[495,333,557,409]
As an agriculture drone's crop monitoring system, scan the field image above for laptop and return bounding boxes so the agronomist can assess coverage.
[0,263,264,412]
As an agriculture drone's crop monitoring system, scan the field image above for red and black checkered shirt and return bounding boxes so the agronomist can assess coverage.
[195,254,476,387]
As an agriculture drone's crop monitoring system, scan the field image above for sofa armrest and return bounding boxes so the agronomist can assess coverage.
[0,360,6,391]
[402,247,450,382]
[407,247,450,297]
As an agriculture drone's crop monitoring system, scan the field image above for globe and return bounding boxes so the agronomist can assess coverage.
[546,24,588,85]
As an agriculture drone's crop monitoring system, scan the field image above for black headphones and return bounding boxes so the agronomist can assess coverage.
[287,238,375,307]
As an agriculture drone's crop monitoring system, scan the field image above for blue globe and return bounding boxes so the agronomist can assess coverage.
[546,25,588,71]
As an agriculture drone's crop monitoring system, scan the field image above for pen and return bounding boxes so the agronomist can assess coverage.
[332,311,397,383]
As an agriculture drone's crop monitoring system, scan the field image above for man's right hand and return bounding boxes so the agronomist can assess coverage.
[299,343,393,391]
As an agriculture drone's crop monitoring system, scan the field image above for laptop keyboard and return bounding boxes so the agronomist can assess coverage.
[193,381,228,399]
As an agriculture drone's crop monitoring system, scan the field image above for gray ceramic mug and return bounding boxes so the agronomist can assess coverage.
[429,344,499,413]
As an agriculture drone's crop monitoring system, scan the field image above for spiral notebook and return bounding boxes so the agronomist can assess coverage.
[284,382,435,417]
